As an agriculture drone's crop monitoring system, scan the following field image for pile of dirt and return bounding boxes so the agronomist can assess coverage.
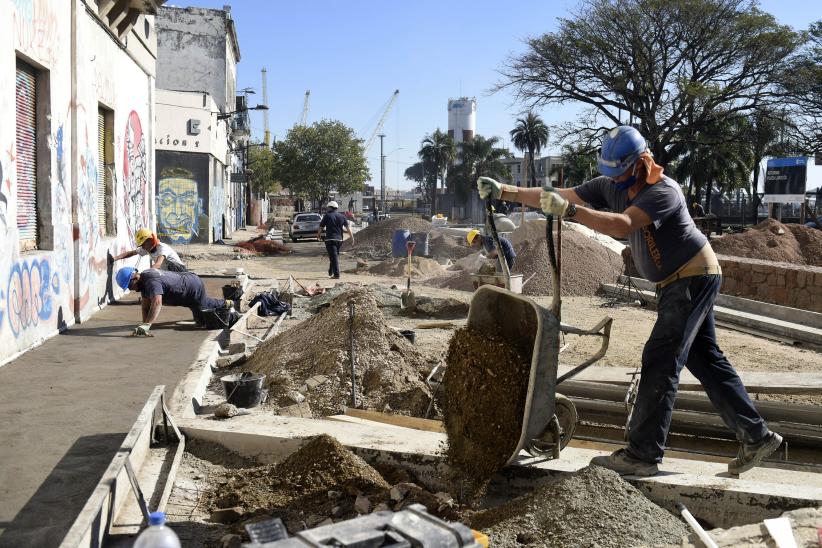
[244,287,432,417]
[442,328,530,487]
[711,219,822,266]
[355,256,447,278]
[471,465,688,548]
[513,230,621,296]
[235,239,292,255]
[423,272,477,293]
[344,217,436,259]
[428,232,475,260]
[208,435,464,534]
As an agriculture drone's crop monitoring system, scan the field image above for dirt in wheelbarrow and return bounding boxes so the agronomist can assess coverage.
[442,328,530,492]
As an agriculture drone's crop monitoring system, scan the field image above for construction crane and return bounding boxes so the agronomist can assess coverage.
[261,67,270,145]
[363,89,399,154]
[300,90,310,126]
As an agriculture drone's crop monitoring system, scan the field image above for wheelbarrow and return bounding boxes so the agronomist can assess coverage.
[466,202,613,464]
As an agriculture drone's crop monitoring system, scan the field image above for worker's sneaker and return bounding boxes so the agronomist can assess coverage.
[728,431,782,475]
[223,299,234,310]
[590,448,659,477]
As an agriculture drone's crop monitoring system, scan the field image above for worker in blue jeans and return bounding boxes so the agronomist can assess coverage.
[317,201,355,279]
[477,126,781,476]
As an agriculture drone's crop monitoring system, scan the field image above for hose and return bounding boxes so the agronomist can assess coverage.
[485,200,511,289]
[545,215,561,318]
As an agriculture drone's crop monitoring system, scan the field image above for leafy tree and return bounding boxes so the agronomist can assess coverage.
[404,159,437,205]
[781,21,822,155]
[419,129,455,213]
[510,112,549,187]
[560,143,597,186]
[498,0,802,164]
[271,120,369,209]
[246,143,280,194]
[448,135,512,201]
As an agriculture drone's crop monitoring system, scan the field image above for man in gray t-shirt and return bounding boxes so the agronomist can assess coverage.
[477,126,780,478]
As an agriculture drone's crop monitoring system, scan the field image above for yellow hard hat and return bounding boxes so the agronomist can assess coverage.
[466,229,481,245]
[135,228,153,246]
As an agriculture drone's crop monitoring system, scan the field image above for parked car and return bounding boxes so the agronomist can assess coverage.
[288,213,322,242]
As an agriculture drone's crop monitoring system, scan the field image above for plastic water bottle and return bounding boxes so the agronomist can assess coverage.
[134,511,181,548]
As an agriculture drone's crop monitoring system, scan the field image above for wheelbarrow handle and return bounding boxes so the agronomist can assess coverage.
[556,316,613,384]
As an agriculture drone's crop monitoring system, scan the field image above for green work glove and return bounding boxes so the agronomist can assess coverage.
[134,323,151,336]
[540,186,569,217]
[477,177,503,200]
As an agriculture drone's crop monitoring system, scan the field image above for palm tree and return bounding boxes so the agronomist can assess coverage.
[510,112,549,187]
[419,129,455,214]
[450,135,512,200]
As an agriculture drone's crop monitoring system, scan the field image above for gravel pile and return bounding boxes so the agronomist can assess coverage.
[711,219,822,266]
[471,465,689,548]
[344,217,435,259]
[244,287,432,417]
[513,229,622,296]
[442,328,530,488]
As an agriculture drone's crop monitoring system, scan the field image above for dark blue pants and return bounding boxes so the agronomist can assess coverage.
[626,274,768,463]
[182,276,225,324]
[326,240,342,277]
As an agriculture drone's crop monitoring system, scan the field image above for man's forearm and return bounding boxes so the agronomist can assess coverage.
[145,297,163,324]
[499,186,580,208]
[573,207,633,238]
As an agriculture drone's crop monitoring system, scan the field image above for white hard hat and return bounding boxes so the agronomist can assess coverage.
[327,201,339,209]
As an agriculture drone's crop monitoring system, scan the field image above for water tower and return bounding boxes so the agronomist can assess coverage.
[447,97,476,144]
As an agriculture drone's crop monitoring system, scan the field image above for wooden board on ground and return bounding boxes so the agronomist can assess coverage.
[342,408,446,433]
[558,365,822,395]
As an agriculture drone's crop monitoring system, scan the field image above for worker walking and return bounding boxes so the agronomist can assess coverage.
[477,126,781,477]
[316,201,354,279]
[115,267,232,335]
[466,229,516,271]
[110,228,187,272]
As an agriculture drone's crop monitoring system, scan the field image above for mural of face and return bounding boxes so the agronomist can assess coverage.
[157,176,199,244]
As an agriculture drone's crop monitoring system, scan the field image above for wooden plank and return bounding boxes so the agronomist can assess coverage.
[558,365,822,395]
[343,408,446,433]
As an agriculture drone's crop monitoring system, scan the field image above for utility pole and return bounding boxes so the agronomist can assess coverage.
[379,133,386,219]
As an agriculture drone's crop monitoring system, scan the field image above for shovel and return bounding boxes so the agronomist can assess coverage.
[400,240,416,311]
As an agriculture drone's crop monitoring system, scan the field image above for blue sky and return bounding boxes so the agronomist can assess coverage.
[173,0,820,189]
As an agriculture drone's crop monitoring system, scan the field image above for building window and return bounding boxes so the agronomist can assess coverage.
[16,60,38,250]
[517,165,520,174]
[98,105,114,235]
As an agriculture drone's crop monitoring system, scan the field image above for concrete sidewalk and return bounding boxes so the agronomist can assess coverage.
[0,278,225,547]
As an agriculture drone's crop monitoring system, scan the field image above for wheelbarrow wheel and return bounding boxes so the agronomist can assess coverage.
[525,393,578,459]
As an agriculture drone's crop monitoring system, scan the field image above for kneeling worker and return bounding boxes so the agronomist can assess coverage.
[110,228,187,272]
[466,229,516,271]
[115,267,232,335]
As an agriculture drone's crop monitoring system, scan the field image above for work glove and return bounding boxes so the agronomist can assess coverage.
[540,186,569,217]
[134,323,151,336]
[477,177,503,200]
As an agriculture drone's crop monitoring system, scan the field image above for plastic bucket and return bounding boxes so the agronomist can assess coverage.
[221,372,266,408]
[222,283,244,301]
[408,232,430,257]
[392,229,411,258]
[399,329,416,344]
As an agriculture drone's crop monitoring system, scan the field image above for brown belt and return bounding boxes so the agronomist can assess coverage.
[656,264,722,289]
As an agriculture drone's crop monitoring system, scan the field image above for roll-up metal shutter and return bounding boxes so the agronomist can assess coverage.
[98,109,106,230]
[15,60,37,246]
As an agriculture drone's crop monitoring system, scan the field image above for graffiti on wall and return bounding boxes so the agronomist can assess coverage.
[53,124,72,285]
[211,183,225,241]
[0,161,7,232]
[0,257,60,338]
[13,0,59,67]
[156,151,210,244]
[123,111,148,238]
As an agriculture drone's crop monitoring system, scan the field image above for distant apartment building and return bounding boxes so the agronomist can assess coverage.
[1,0,163,363]
[155,4,245,240]
[502,155,565,187]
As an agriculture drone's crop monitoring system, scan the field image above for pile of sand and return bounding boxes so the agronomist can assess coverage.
[244,288,432,417]
[234,239,292,255]
[471,465,689,547]
[428,232,475,260]
[711,219,822,266]
[355,256,447,278]
[513,230,622,296]
[344,217,435,259]
[423,273,477,293]
[442,328,530,486]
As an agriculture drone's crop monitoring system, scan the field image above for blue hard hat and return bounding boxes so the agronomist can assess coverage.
[597,126,647,177]
[116,266,137,290]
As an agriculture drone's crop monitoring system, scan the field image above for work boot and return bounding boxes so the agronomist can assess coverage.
[728,431,782,475]
[223,299,234,310]
[590,448,658,477]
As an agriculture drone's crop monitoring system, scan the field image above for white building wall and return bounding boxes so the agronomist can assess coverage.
[0,0,157,364]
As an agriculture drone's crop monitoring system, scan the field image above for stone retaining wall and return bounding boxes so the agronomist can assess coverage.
[718,255,822,313]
